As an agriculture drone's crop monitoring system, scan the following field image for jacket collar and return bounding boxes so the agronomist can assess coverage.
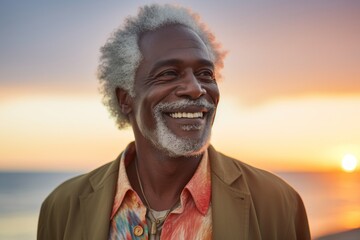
[78,145,261,240]
[79,154,121,240]
[209,145,261,240]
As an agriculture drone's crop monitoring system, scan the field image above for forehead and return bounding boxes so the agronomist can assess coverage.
[138,25,212,64]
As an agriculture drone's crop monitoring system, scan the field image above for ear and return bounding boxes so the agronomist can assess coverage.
[116,87,133,115]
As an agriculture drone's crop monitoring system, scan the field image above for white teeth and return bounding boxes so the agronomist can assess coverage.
[169,112,203,119]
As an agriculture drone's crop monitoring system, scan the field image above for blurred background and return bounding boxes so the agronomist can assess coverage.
[0,0,359,239]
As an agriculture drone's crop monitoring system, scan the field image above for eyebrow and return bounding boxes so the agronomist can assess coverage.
[149,58,215,74]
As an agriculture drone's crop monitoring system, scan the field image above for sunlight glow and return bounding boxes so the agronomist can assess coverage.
[341,154,358,172]
[1,95,360,171]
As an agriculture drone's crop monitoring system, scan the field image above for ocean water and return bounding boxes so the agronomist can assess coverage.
[0,172,79,240]
[0,171,359,239]
[279,171,360,238]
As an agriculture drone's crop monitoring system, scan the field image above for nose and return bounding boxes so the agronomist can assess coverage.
[175,70,206,99]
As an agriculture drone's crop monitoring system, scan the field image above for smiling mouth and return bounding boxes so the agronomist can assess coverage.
[168,112,204,119]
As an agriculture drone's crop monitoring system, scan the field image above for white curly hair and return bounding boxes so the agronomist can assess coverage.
[97,3,226,129]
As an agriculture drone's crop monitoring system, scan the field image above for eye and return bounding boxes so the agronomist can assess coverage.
[156,69,179,81]
[196,69,215,81]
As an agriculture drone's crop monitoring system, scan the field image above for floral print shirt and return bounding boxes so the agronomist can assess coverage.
[109,142,212,240]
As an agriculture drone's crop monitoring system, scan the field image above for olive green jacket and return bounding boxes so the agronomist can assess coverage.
[38,145,310,239]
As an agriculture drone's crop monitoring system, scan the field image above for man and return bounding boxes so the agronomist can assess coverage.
[38,4,310,240]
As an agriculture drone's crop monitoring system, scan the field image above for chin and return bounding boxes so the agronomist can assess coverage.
[139,99,215,158]
[180,139,210,158]
[154,124,212,158]
[162,143,209,158]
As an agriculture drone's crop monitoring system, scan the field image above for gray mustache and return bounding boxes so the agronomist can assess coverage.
[154,99,215,112]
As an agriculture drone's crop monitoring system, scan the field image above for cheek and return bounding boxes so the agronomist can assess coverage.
[134,89,164,130]
[136,99,154,126]
[206,84,220,105]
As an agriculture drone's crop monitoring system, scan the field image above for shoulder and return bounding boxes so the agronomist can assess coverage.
[39,159,119,220]
[211,149,310,238]
[47,160,116,201]
[209,146,304,216]
[216,150,301,204]
[38,159,119,238]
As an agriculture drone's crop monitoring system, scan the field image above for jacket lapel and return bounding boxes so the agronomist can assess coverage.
[76,147,260,239]
[209,146,260,240]
[79,158,120,240]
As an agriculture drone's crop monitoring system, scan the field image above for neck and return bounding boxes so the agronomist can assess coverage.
[128,141,203,211]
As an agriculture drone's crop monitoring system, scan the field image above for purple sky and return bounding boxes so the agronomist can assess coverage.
[1,0,359,105]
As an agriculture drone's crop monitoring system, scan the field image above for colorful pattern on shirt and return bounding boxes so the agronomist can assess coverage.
[109,142,212,240]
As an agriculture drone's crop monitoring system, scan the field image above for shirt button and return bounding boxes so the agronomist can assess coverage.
[133,225,144,237]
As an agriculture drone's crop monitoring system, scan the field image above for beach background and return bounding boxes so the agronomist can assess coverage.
[0,171,359,239]
[1,0,359,239]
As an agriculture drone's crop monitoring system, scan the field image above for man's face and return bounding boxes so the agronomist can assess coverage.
[130,25,220,157]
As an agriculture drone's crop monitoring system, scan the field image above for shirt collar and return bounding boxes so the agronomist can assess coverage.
[110,143,137,220]
[182,150,211,216]
[110,142,212,219]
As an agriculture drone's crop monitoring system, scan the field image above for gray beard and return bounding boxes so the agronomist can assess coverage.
[145,99,215,157]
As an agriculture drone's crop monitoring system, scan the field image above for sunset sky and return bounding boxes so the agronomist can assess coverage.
[1,0,359,172]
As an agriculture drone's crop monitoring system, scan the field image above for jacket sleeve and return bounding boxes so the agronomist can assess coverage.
[37,192,72,240]
[37,198,51,240]
[286,192,311,240]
